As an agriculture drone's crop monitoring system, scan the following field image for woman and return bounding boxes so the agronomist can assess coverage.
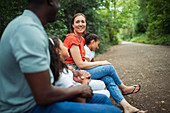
[63,13,146,113]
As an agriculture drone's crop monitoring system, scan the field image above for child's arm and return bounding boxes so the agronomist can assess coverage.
[67,65,75,71]
[91,58,94,62]
[72,70,92,103]
[85,57,90,62]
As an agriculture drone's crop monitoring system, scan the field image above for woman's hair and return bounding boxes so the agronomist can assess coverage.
[70,13,87,35]
[83,32,100,45]
[49,36,68,84]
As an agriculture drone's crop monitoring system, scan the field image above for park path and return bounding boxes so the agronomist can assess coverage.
[95,41,170,113]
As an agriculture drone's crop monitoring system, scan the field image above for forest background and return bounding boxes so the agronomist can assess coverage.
[0,0,170,54]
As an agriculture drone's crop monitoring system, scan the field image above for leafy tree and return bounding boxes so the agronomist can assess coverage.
[116,0,139,40]
[134,0,148,34]
[0,0,27,38]
[146,0,170,40]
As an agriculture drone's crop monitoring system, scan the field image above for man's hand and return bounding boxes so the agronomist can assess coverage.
[77,84,93,100]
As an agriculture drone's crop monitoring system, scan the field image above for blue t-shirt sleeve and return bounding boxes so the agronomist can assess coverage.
[10,25,49,73]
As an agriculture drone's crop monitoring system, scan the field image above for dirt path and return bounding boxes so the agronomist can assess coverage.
[95,41,170,113]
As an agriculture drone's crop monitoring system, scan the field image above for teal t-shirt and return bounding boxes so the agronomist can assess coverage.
[0,10,52,112]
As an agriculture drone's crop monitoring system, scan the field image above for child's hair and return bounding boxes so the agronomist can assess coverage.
[83,32,100,45]
[49,36,68,84]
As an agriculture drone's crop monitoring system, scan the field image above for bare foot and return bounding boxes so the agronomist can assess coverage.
[124,105,146,113]
[121,84,141,95]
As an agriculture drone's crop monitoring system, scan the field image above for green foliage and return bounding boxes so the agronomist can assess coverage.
[134,0,148,34]
[118,28,133,41]
[150,35,170,45]
[45,9,68,41]
[146,0,170,40]
[131,34,150,43]
[131,34,170,45]
[0,1,28,37]
[117,0,170,46]
[1,0,169,47]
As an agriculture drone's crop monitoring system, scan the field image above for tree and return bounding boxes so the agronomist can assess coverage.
[0,1,27,38]
[146,0,170,40]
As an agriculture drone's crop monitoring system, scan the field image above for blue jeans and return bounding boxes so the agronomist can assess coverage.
[25,94,121,113]
[76,65,124,103]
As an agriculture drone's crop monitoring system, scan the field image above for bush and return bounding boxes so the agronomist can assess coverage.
[131,34,150,43]
[131,34,170,45]
[151,35,170,45]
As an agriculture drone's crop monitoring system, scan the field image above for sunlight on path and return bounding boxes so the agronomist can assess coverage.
[121,41,133,44]
[121,41,149,46]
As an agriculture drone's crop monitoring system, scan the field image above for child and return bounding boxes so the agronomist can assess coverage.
[49,36,110,103]
[84,32,100,62]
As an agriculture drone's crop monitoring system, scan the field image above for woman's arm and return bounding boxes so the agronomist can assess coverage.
[70,45,112,69]
[24,69,93,105]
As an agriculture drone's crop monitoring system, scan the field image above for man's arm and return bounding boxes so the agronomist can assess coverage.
[24,69,93,105]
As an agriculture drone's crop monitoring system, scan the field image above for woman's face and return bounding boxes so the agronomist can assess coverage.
[72,15,86,35]
[90,40,100,51]
[58,39,70,62]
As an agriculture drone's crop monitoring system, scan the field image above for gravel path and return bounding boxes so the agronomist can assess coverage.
[95,41,170,113]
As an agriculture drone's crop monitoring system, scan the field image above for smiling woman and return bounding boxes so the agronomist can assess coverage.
[63,13,147,113]
[70,13,87,37]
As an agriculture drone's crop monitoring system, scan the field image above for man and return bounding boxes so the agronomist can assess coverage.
[0,0,121,112]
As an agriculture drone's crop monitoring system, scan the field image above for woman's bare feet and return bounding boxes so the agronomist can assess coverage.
[121,84,141,95]
[124,105,146,113]
[119,97,146,113]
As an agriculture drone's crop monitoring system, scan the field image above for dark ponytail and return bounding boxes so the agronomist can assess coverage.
[49,36,68,85]
[83,32,100,45]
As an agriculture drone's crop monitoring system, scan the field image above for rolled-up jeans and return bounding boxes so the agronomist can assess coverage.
[25,94,121,113]
[76,65,124,103]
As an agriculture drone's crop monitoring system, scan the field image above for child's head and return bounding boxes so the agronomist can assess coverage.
[49,36,69,83]
[49,36,70,62]
[84,32,100,51]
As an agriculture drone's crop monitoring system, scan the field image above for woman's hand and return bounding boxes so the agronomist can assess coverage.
[72,70,85,83]
[97,60,112,65]
[80,70,91,79]
[80,70,91,84]
[73,70,91,84]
